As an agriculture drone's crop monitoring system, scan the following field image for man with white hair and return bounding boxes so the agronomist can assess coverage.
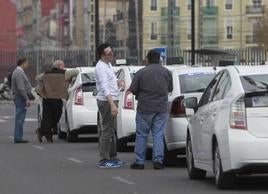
[35,60,79,143]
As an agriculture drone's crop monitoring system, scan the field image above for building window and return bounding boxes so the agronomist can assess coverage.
[187,0,192,10]
[226,20,233,39]
[206,0,216,6]
[225,0,233,9]
[151,0,157,11]
[151,22,157,40]
[252,0,262,8]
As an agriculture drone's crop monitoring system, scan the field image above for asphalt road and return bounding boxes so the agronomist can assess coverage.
[0,103,268,194]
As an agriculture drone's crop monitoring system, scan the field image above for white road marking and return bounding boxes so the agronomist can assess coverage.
[0,119,6,122]
[113,176,136,185]
[32,145,45,150]
[2,116,14,119]
[67,157,84,164]
[8,136,13,139]
[25,118,38,122]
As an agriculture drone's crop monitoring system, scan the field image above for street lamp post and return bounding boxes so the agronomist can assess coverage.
[191,0,195,66]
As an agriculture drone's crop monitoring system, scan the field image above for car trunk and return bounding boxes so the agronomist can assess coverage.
[81,80,97,111]
[245,93,268,138]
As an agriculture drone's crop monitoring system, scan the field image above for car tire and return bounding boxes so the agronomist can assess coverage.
[186,133,206,179]
[164,141,178,166]
[214,143,235,189]
[146,148,152,160]
[117,137,128,152]
[57,123,66,139]
[65,113,78,142]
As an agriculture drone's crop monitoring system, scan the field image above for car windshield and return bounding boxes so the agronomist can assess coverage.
[81,73,95,84]
[240,74,268,92]
[179,72,215,93]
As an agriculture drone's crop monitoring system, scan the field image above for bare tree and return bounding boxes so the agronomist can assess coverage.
[256,8,268,48]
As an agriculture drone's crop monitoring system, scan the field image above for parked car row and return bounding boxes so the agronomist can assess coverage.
[38,64,268,189]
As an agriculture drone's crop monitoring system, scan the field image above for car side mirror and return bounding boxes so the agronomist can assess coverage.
[183,97,198,113]
[93,88,98,96]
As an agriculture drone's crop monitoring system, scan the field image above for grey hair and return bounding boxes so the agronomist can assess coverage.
[53,60,64,68]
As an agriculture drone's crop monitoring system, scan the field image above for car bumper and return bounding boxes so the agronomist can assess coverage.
[226,130,268,173]
[164,117,188,151]
[117,109,136,139]
[71,106,97,130]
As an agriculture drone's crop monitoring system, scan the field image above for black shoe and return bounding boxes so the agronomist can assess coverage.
[36,128,43,143]
[130,162,144,169]
[153,161,164,169]
[14,139,29,143]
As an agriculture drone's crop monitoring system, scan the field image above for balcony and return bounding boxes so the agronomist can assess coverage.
[202,6,218,16]
[246,35,257,44]
[246,5,264,15]
[202,35,219,45]
[161,7,180,17]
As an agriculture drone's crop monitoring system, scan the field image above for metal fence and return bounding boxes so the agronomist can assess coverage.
[0,48,267,84]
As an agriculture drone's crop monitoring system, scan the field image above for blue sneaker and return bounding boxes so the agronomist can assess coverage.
[97,160,121,169]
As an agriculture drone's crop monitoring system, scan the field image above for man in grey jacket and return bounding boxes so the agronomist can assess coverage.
[11,58,33,143]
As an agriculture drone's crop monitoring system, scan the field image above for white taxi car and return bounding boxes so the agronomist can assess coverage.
[184,65,268,189]
[58,67,98,142]
[114,66,144,151]
[147,66,218,165]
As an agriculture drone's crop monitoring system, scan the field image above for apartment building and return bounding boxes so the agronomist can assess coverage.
[142,0,268,55]
[72,0,96,51]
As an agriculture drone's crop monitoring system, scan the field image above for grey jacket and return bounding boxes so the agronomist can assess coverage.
[11,66,32,101]
[130,63,173,113]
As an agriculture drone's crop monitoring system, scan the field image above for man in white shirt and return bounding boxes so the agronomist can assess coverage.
[95,43,125,168]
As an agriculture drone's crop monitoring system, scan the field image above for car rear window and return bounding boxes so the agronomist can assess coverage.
[179,72,215,93]
[241,74,268,107]
[81,73,96,92]
[240,74,268,92]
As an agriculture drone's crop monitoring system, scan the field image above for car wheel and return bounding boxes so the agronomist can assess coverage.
[146,148,152,160]
[57,123,66,139]
[186,134,206,179]
[117,137,128,152]
[214,143,235,189]
[65,113,78,142]
[164,141,178,166]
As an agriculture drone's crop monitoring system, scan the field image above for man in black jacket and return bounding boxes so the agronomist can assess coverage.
[129,50,173,170]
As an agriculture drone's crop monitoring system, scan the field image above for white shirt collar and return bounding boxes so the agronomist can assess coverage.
[17,66,24,72]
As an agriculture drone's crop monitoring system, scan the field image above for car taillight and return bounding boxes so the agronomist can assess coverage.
[74,86,83,105]
[230,95,247,130]
[170,96,186,118]
[124,91,134,110]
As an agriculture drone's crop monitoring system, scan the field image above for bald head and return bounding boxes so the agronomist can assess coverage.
[53,60,65,69]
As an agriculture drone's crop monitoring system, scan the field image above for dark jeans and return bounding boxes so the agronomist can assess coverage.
[13,96,27,140]
[40,98,63,136]
[97,100,118,160]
